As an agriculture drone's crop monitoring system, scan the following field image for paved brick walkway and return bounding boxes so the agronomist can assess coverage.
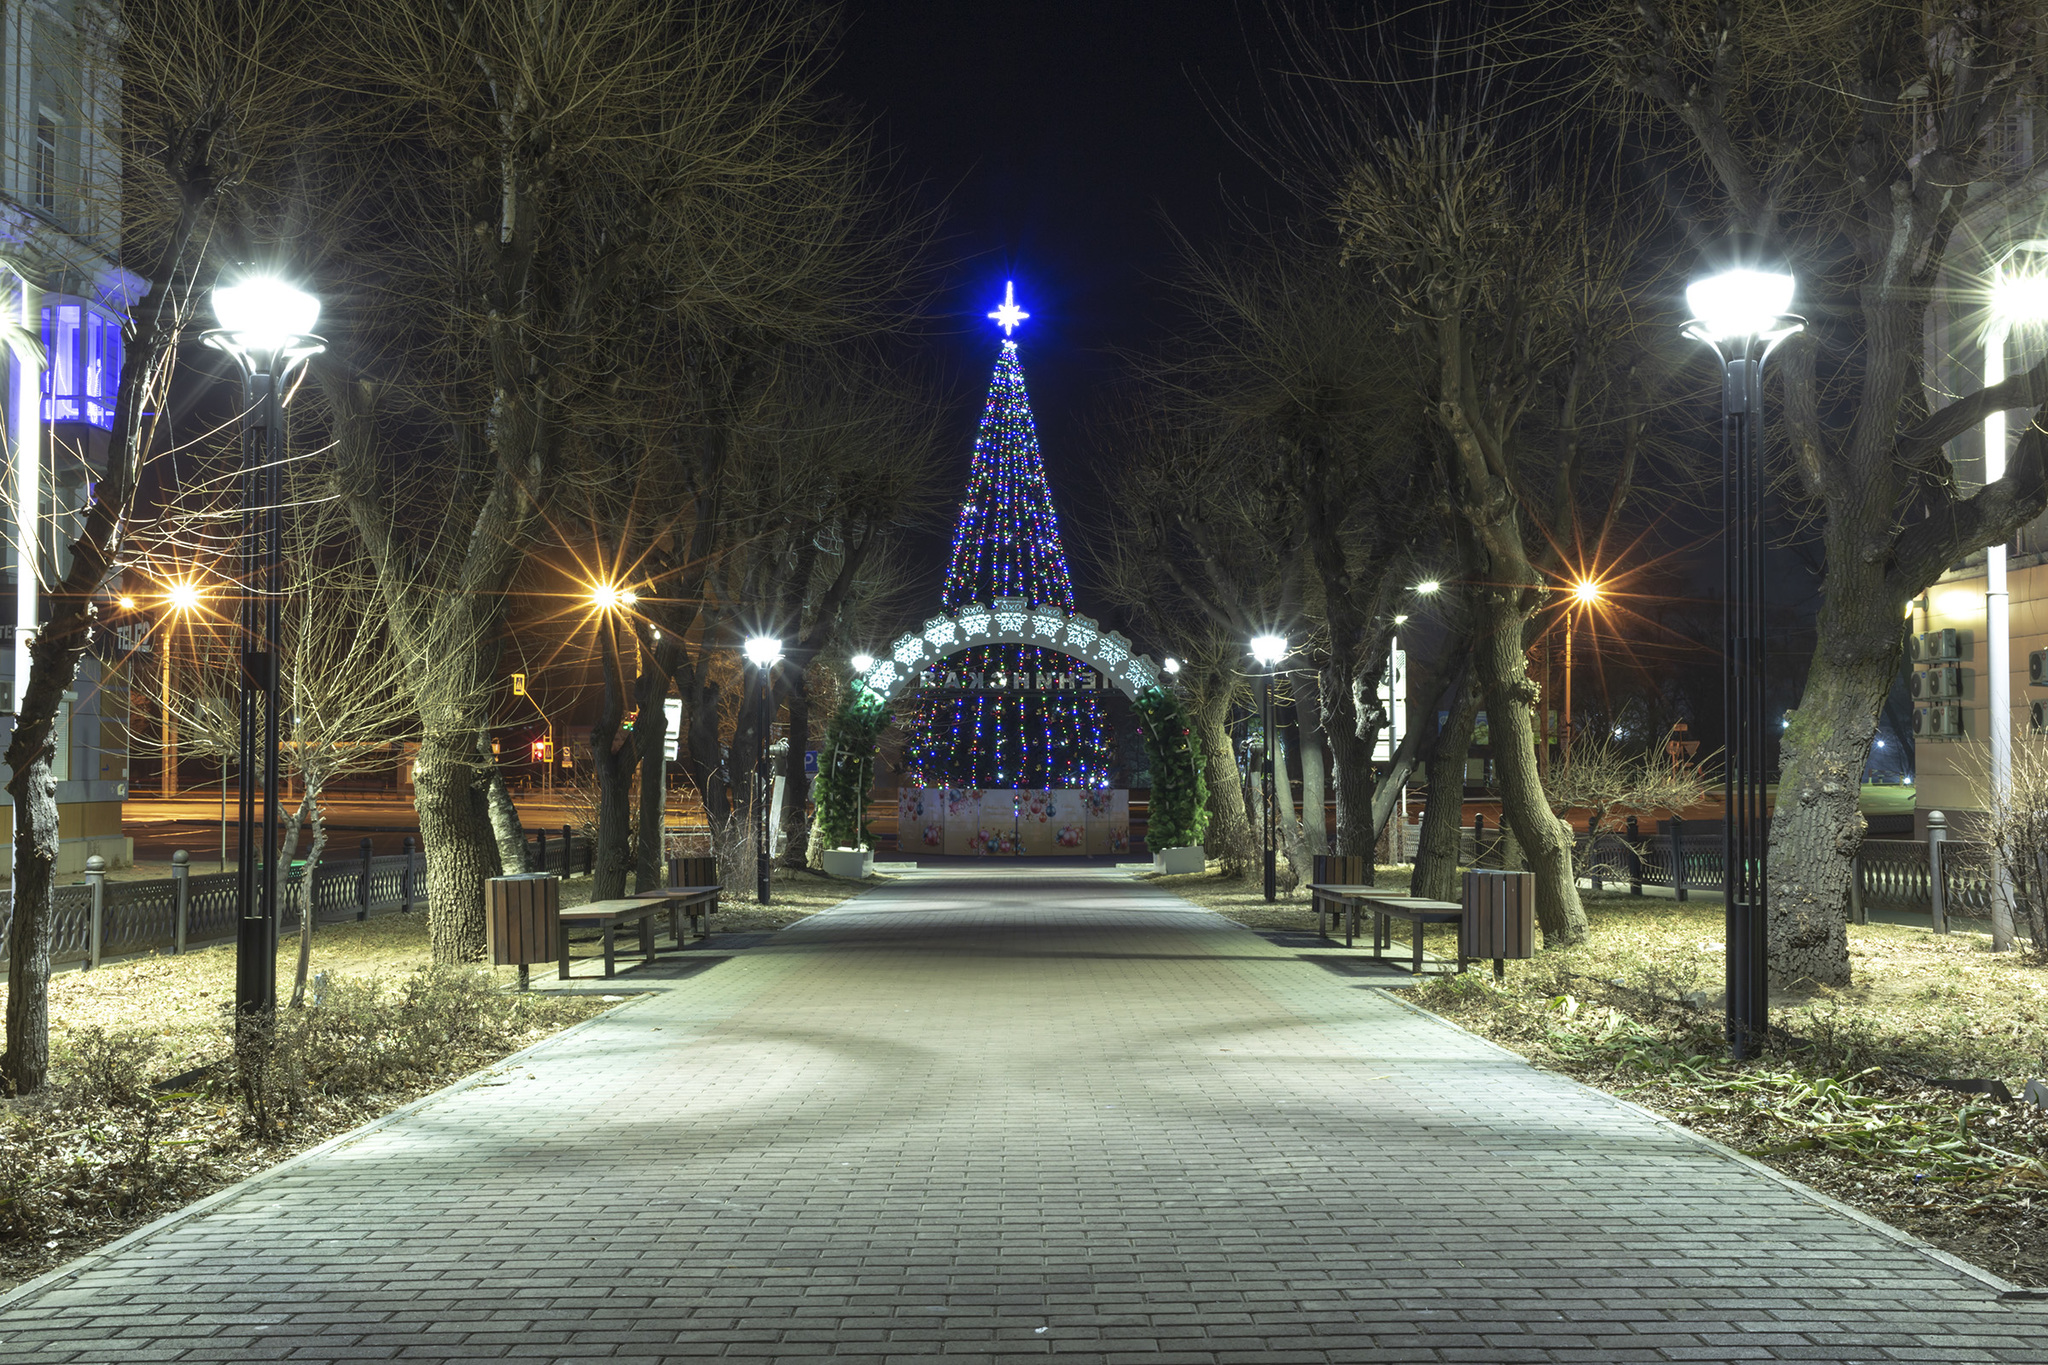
[7,866,2045,1363]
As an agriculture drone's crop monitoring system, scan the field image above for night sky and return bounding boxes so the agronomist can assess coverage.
[828,1,1284,588]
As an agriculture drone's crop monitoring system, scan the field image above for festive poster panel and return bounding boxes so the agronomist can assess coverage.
[978,789,1019,857]
[943,787,982,856]
[916,788,946,851]
[1049,788,1088,855]
[1014,788,1057,856]
[896,788,921,850]
[1086,789,1132,856]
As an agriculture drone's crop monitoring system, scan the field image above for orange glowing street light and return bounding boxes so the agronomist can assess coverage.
[157,580,206,799]
[587,581,637,611]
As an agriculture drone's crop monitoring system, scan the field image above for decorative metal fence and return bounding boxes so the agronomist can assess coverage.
[1395,814,1989,929]
[0,844,429,975]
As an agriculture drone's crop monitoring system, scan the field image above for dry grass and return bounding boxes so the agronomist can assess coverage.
[0,860,877,1292]
[1147,865,2048,1287]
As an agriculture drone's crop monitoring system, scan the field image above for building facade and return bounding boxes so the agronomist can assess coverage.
[1910,98,2048,836]
[0,1,137,870]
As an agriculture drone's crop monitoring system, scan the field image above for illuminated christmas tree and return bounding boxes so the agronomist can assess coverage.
[902,283,1111,789]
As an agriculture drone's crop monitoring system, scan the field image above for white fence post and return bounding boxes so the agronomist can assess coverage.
[84,855,106,969]
[172,849,190,953]
[1927,810,1949,933]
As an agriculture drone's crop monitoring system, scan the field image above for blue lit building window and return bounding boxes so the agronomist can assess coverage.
[40,301,120,429]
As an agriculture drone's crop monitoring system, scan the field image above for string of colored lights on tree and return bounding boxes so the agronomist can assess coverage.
[904,294,1110,790]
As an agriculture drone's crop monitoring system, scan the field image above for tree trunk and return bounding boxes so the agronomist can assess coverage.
[1474,594,1585,944]
[1293,675,1330,856]
[1275,722,1312,891]
[633,677,668,894]
[1320,664,1382,859]
[484,752,526,876]
[1412,680,1479,901]
[1767,586,1900,986]
[1194,686,1254,874]
[414,728,499,963]
[2,749,59,1094]
[290,791,329,1009]
[777,678,812,870]
[590,634,637,902]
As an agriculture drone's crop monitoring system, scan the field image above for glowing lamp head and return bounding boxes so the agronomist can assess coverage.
[117,596,136,610]
[744,635,783,668]
[1685,236,1795,343]
[587,582,636,611]
[165,582,202,612]
[850,653,874,674]
[1162,657,1180,675]
[1993,248,2048,326]
[1573,580,1601,605]
[1250,634,1287,667]
[1393,613,1409,625]
[1415,580,1441,595]
[211,275,321,358]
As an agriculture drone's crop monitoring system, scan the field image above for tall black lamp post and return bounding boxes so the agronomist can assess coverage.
[745,635,782,903]
[1250,634,1286,902]
[1684,238,1800,1060]
[204,275,324,1027]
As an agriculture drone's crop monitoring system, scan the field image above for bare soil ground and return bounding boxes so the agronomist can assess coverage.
[1150,866,2048,1288]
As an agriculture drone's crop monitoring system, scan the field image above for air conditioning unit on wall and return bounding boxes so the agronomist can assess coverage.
[1911,628,1964,662]
[2033,700,2047,733]
[1913,664,1964,699]
[1915,703,1965,739]
[2032,649,2048,686]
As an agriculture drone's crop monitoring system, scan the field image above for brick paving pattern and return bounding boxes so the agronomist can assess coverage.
[5,865,2045,1362]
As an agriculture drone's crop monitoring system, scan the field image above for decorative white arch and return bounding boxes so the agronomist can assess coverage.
[856,597,1163,702]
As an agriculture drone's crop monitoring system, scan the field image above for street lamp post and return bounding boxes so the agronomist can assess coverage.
[159,581,202,798]
[1684,237,1801,1060]
[204,276,323,1029]
[1250,635,1287,902]
[745,635,782,903]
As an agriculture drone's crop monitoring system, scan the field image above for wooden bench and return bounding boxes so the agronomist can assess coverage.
[627,885,722,944]
[557,899,667,979]
[1307,882,1468,975]
[1309,881,1398,946]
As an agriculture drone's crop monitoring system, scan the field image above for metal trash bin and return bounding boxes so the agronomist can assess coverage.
[487,873,560,990]
[1461,868,1535,979]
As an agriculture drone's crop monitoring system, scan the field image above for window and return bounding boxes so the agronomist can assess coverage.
[40,301,121,428]
[34,114,55,214]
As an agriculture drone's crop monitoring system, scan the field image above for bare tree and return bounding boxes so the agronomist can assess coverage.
[1,1,318,1095]
[1976,731,2048,955]
[1586,0,2048,983]
[150,518,419,1007]
[1544,730,1710,884]
[1332,121,1650,945]
[315,0,906,958]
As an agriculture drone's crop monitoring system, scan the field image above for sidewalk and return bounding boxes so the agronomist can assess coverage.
[2,864,2040,1362]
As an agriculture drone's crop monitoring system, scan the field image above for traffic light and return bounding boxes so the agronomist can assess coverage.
[531,737,550,763]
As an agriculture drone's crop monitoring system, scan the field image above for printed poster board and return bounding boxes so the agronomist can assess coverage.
[943,787,982,856]
[898,788,943,852]
[1016,788,1088,856]
[1085,789,1131,856]
[977,789,1018,856]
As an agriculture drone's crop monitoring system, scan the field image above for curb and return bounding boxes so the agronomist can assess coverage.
[1381,990,2048,1303]
[0,991,656,1314]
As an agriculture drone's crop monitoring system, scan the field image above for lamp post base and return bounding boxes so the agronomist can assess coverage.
[1263,848,1276,902]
